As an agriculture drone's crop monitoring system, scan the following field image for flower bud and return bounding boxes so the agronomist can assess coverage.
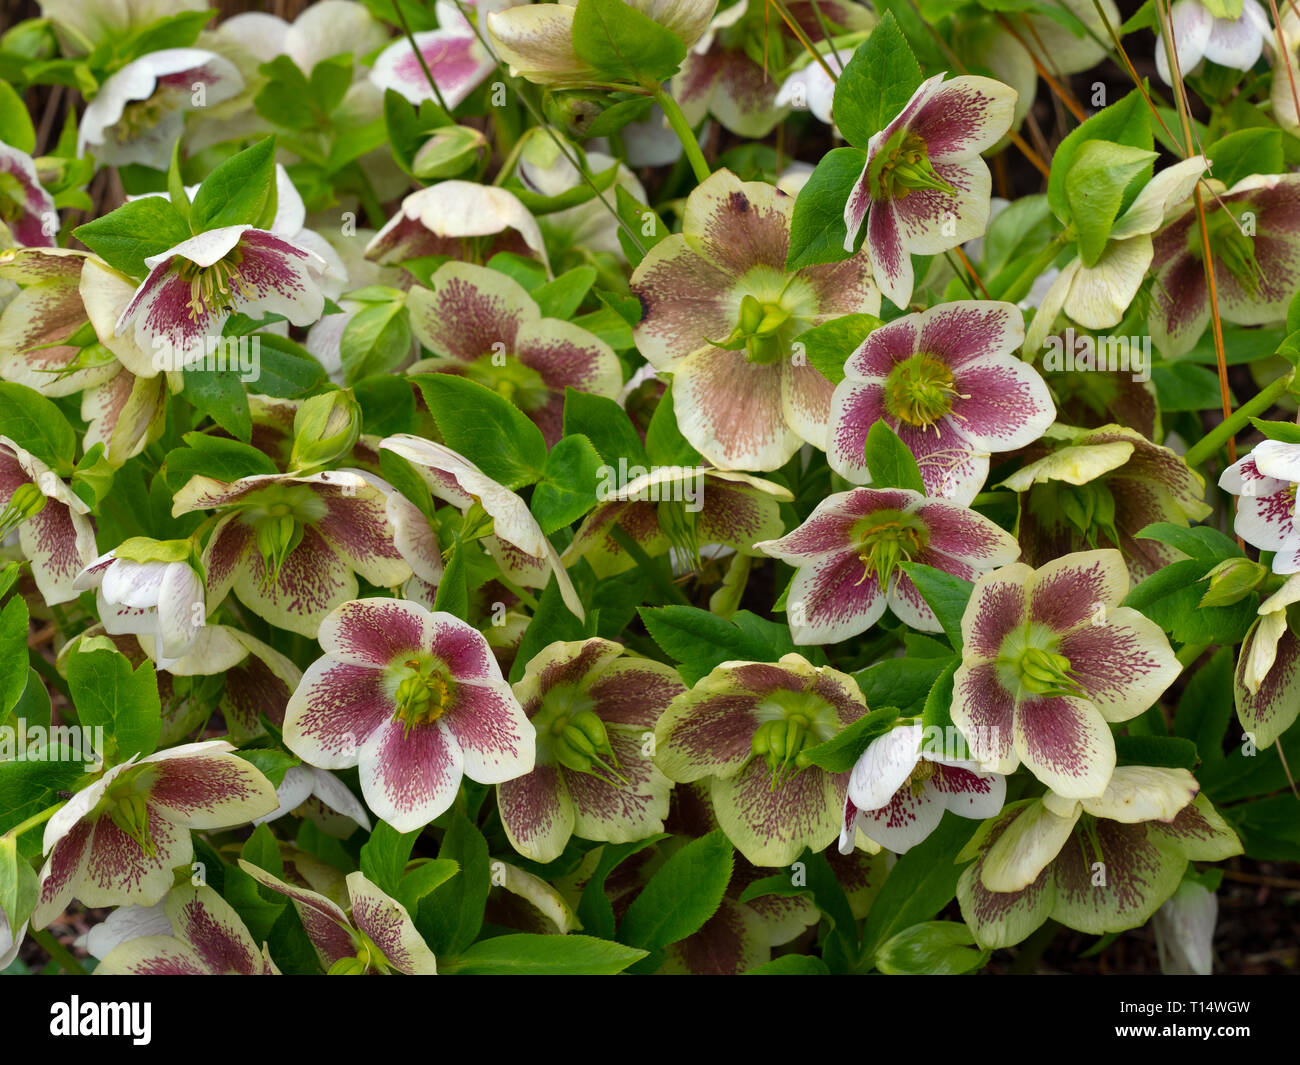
[412,125,490,180]
[541,90,608,137]
[1198,557,1267,609]
[290,390,362,473]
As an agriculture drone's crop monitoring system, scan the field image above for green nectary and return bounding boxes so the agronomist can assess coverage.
[883,354,963,428]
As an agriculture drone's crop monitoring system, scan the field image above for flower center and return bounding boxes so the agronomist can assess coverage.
[852,508,928,588]
[532,686,625,785]
[0,172,26,224]
[749,689,837,789]
[392,657,455,734]
[869,129,957,202]
[176,250,257,323]
[103,772,156,857]
[0,481,46,538]
[908,757,936,796]
[883,354,962,427]
[1197,207,1262,298]
[997,625,1087,700]
[461,351,550,411]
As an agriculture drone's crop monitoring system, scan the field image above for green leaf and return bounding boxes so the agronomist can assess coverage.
[638,606,794,684]
[864,421,924,492]
[442,933,647,975]
[832,12,925,149]
[800,704,902,772]
[1135,521,1242,562]
[618,829,733,951]
[532,266,597,319]
[1151,361,1234,412]
[0,81,35,154]
[360,821,419,897]
[164,432,278,492]
[853,655,954,716]
[531,433,604,533]
[562,387,649,467]
[575,835,667,938]
[1064,140,1156,266]
[353,376,416,438]
[1124,559,1256,645]
[412,374,547,489]
[875,920,990,975]
[0,835,38,932]
[898,562,973,649]
[0,598,29,721]
[189,137,278,232]
[858,812,976,966]
[432,542,469,617]
[644,384,703,466]
[1250,417,1300,444]
[794,313,880,384]
[1114,734,1198,769]
[571,0,687,84]
[234,748,299,789]
[309,54,354,116]
[1048,89,1152,224]
[613,185,667,265]
[182,366,252,442]
[395,858,460,914]
[339,299,412,384]
[746,954,831,974]
[415,810,490,954]
[1205,127,1284,189]
[66,648,162,762]
[251,333,328,398]
[73,194,194,278]
[785,146,865,271]
[0,384,76,473]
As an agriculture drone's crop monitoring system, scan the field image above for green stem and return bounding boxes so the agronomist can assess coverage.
[653,87,711,184]
[610,523,690,605]
[3,800,65,842]
[1184,371,1296,468]
[31,929,88,975]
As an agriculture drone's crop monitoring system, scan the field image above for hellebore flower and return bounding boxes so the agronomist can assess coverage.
[1275,4,1300,134]
[379,435,584,619]
[0,435,97,605]
[407,261,621,445]
[1219,441,1300,572]
[676,0,873,139]
[843,72,1017,309]
[564,465,791,578]
[0,910,25,969]
[841,722,1006,854]
[498,638,684,862]
[756,486,1020,642]
[774,47,856,132]
[654,653,867,865]
[1003,423,1212,579]
[172,469,411,638]
[487,0,718,86]
[0,143,56,248]
[951,549,1182,797]
[828,301,1054,504]
[372,0,519,110]
[956,769,1240,947]
[1149,173,1300,357]
[38,0,207,55]
[115,224,333,375]
[1235,574,1300,747]
[221,0,389,75]
[78,48,244,169]
[254,765,373,835]
[74,538,206,665]
[1155,0,1271,84]
[1152,880,1218,975]
[1026,155,1208,354]
[239,861,438,974]
[95,883,278,975]
[283,598,534,832]
[32,740,278,928]
[630,169,879,471]
[366,181,548,269]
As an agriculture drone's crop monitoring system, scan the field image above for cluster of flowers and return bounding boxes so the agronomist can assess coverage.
[0,0,1295,977]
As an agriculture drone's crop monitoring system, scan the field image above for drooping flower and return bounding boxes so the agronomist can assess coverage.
[365,181,548,269]
[756,486,1020,643]
[239,861,438,974]
[32,740,278,928]
[1152,879,1218,975]
[95,883,278,975]
[1003,423,1212,579]
[74,538,206,665]
[372,0,520,110]
[1219,441,1300,572]
[220,0,389,75]
[78,48,245,169]
[1149,173,1300,358]
[951,549,1182,797]
[254,765,373,836]
[676,0,873,138]
[1234,574,1300,747]
[828,301,1055,504]
[0,434,97,605]
[654,653,867,865]
[38,0,209,55]
[283,598,534,831]
[564,465,791,578]
[774,47,856,132]
[1274,4,1300,134]
[841,722,1006,854]
[0,143,56,248]
[379,435,584,619]
[172,468,411,637]
[956,769,1240,948]
[498,638,684,862]
[0,910,24,970]
[487,0,718,86]
[631,169,879,471]
[1025,155,1208,354]
[115,225,334,375]
[842,72,1017,309]
[407,261,621,445]
[1155,0,1271,84]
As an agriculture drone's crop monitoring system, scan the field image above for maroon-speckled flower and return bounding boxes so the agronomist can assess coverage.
[0,142,56,247]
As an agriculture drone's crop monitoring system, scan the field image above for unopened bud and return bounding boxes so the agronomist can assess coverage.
[290,390,361,472]
[1198,557,1267,609]
[412,124,490,180]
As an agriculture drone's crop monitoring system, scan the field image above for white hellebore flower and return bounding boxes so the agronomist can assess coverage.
[220,0,389,74]
[774,49,853,130]
[1155,0,1271,85]
[78,48,245,169]
[1152,880,1218,974]
[253,765,373,833]
[75,540,206,665]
